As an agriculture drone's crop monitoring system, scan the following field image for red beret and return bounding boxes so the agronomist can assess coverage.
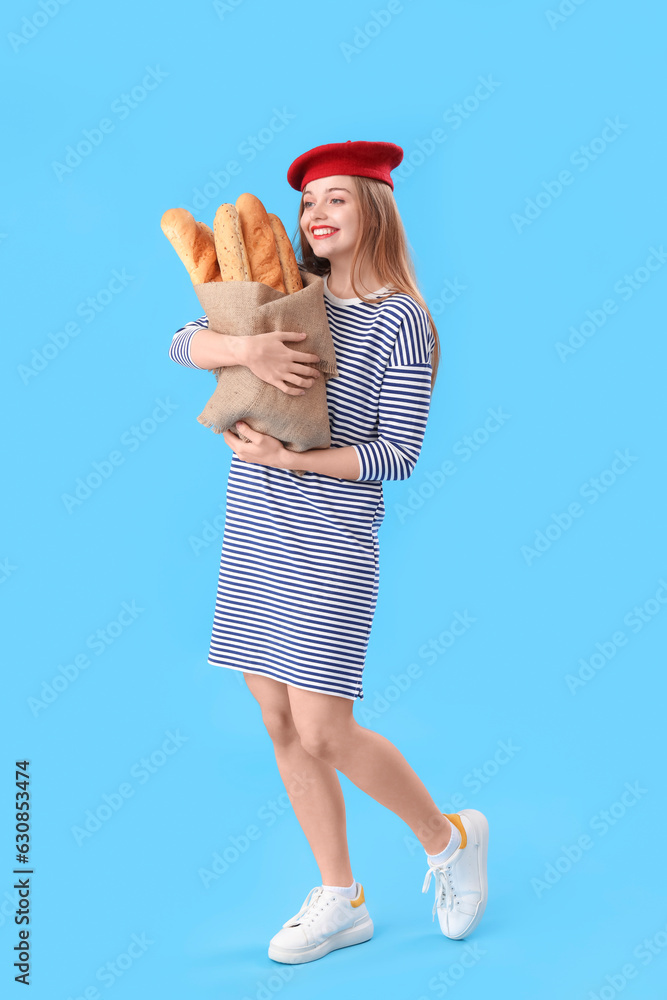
[287,139,404,193]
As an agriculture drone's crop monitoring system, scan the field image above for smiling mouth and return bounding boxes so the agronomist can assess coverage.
[311,227,339,240]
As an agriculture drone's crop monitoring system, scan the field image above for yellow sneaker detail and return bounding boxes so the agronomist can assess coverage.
[444,812,467,849]
[350,884,365,907]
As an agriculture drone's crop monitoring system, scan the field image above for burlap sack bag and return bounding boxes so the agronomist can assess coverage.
[193,270,339,476]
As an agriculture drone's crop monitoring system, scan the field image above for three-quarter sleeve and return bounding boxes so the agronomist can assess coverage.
[352,305,435,482]
[168,314,209,368]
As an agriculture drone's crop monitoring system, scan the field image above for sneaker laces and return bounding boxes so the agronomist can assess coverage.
[282,886,332,928]
[422,862,456,922]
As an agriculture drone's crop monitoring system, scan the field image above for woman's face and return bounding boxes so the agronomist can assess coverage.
[300,175,360,261]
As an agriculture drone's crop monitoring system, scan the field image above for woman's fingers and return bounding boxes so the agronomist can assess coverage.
[249,332,323,394]
[281,372,317,388]
[255,371,300,394]
[280,383,308,396]
[291,350,321,364]
[289,362,322,378]
[273,331,320,364]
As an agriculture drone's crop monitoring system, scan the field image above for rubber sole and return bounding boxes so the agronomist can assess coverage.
[268,914,374,964]
[445,808,489,940]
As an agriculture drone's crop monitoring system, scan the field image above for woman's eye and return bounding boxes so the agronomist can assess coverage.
[303,198,343,209]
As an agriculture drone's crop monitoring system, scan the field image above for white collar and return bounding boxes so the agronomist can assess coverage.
[323,273,391,305]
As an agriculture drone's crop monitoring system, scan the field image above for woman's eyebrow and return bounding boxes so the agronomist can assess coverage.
[302,187,351,196]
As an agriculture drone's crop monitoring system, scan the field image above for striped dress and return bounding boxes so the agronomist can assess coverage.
[169,272,435,701]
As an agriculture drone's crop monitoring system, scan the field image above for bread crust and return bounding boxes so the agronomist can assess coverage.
[160,208,222,284]
[213,204,251,281]
[235,193,286,293]
[267,214,303,294]
[162,200,304,294]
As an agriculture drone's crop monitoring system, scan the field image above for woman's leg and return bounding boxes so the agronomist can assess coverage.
[243,672,355,885]
[287,687,453,855]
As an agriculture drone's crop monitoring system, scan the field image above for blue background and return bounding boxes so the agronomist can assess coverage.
[3,1,666,997]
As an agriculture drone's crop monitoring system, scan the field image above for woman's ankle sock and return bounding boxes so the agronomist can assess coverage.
[322,878,358,899]
[426,822,462,865]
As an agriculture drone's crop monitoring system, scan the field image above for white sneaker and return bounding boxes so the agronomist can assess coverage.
[422,809,489,939]
[268,882,373,964]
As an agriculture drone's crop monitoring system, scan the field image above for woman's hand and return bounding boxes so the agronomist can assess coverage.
[222,423,362,480]
[221,421,295,470]
[242,331,322,395]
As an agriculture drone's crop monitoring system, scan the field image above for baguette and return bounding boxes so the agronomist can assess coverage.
[160,208,221,284]
[235,193,286,293]
[213,204,251,281]
[267,214,303,294]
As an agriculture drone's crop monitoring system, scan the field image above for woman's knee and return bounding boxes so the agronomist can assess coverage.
[296,723,349,762]
[262,706,299,745]
[287,691,356,761]
[243,673,297,745]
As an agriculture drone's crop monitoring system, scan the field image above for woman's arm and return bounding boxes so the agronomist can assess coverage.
[284,444,362,480]
[169,315,248,370]
[284,304,435,481]
[169,318,321,394]
[280,364,432,482]
[238,306,435,481]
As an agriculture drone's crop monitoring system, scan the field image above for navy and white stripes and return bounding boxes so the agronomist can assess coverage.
[169,316,208,368]
[170,281,435,482]
[351,301,434,481]
[169,274,435,701]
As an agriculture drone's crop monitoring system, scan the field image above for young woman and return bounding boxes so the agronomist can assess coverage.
[169,140,489,964]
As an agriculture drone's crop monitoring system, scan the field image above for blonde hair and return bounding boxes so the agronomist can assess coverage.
[293,175,441,389]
